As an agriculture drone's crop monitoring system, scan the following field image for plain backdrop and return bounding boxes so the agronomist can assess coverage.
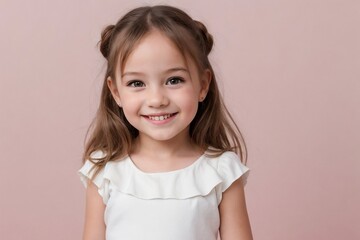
[0,0,359,239]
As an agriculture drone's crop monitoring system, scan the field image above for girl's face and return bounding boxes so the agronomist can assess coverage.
[108,30,210,145]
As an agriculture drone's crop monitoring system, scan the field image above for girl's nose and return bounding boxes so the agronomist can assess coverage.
[147,87,169,108]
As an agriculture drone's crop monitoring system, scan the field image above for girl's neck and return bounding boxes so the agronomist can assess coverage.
[129,133,205,173]
[132,133,202,160]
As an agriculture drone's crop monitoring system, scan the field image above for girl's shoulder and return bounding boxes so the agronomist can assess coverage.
[205,150,249,186]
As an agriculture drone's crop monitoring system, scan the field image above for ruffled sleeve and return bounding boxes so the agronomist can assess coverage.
[215,151,249,204]
[78,151,110,204]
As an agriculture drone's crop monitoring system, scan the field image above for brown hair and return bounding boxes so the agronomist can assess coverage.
[83,5,247,178]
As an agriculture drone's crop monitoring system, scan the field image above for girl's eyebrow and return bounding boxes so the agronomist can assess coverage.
[122,67,188,77]
[165,67,188,74]
[121,71,145,78]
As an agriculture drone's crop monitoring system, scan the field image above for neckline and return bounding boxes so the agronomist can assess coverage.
[127,153,206,175]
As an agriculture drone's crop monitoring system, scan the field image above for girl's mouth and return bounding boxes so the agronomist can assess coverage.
[144,113,177,122]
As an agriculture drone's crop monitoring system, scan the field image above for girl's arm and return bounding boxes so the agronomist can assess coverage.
[82,181,106,240]
[219,177,253,240]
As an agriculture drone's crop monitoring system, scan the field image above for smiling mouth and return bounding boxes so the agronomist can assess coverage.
[145,113,177,121]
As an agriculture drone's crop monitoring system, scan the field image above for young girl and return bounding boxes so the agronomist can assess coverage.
[79,5,252,240]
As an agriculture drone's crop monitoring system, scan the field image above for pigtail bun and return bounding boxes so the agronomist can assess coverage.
[99,25,115,59]
[194,20,213,55]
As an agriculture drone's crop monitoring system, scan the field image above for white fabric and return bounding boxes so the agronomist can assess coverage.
[78,151,249,240]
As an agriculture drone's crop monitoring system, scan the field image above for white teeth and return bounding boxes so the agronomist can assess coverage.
[149,114,172,121]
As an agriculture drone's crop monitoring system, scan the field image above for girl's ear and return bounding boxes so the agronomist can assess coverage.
[107,76,122,107]
[199,69,211,102]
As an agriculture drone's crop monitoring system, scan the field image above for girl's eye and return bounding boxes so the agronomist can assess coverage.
[166,77,184,85]
[127,81,145,87]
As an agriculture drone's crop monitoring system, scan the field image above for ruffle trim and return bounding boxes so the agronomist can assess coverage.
[78,151,249,204]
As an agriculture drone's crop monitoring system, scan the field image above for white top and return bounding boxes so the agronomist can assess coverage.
[78,151,249,240]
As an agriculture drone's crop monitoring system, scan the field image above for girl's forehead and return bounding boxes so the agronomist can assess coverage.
[119,30,198,75]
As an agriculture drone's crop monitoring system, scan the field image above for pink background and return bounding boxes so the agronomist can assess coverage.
[1,0,359,239]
